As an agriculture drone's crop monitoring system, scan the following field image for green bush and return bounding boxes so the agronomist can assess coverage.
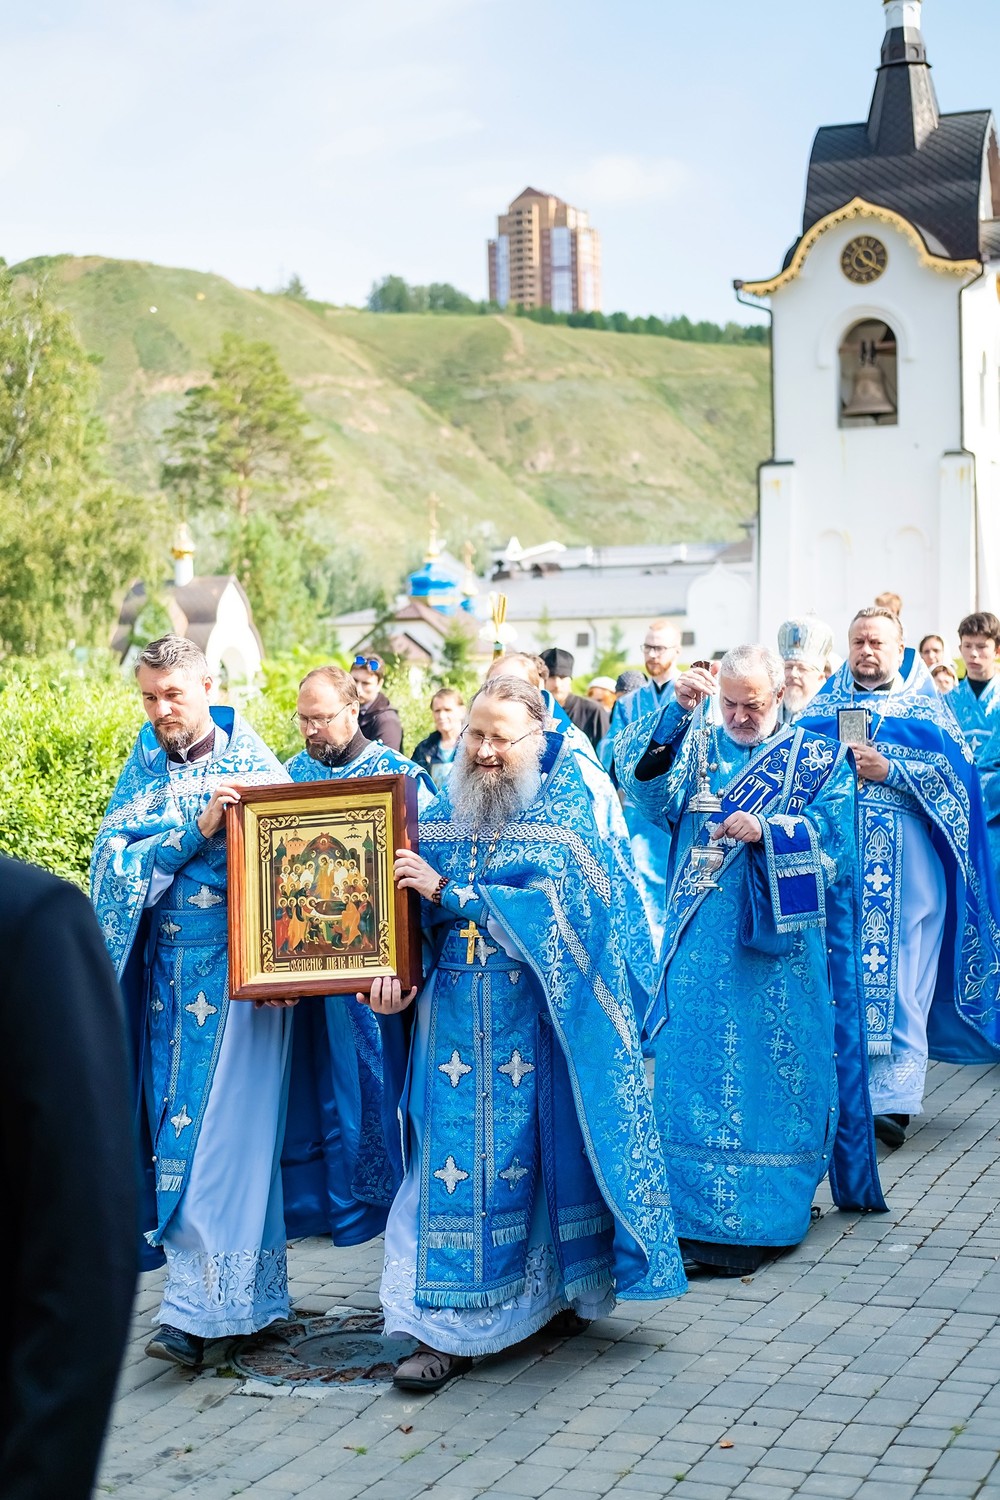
[244,648,348,763]
[382,665,435,754]
[0,653,143,889]
[0,648,447,892]
[0,649,336,889]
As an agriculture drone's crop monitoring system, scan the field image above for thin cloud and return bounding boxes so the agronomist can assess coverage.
[569,153,689,205]
[319,108,483,162]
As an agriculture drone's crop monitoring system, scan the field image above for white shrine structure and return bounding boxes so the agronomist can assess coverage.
[113,523,263,699]
[738,0,1000,647]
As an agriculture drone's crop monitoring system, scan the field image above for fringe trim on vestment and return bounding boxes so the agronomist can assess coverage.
[425,1231,475,1250]
[492,1223,529,1247]
[868,1038,893,1056]
[415,1275,527,1310]
[563,1269,615,1303]
[559,1213,613,1243]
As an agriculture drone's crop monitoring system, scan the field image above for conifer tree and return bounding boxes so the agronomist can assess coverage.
[0,271,151,655]
[161,333,331,644]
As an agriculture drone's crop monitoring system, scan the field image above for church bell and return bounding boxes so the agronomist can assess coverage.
[842,340,896,419]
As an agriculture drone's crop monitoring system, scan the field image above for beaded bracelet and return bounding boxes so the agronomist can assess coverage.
[430,874,450,906]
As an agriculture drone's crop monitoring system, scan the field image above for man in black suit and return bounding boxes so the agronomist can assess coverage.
[0,855,137,1500]
[539,647,610,750]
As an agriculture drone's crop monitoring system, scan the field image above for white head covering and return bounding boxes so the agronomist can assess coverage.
[777,616,835,671]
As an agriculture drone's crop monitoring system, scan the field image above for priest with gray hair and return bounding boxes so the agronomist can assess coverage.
[358,674,686,1392]
[615,642,885,1278]
[777,615,835,722]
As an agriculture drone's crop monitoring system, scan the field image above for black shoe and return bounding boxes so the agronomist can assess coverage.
[545,1309,592,1339]
[681,1254,747,1278]
[145,1324,205,1367]
[873,1113,909,1149]
[680,1238,785,1278]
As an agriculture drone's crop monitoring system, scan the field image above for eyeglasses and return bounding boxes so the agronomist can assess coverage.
[461,727,540,754]
[643,643,675,654]
[292,703,350,731]
[353,655,382,672]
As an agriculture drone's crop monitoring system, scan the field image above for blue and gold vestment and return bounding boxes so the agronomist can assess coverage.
[615,702,885,1255]
[379,732,686,1355]
[281,739,435,1243]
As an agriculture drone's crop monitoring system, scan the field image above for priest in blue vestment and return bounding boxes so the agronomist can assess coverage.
[485,652,636,863]
[776,615,834,725]
[281,665,435,1244]
[616,643,885,1278]
[91,635,292,1369]
[363,675,686,1391]
[798,607,1000,1148]
[487,652,607,768]
[949,612,1000,880]
[599,619,682,949]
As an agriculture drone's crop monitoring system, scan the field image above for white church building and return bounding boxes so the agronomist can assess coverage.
[739,0,1000,649]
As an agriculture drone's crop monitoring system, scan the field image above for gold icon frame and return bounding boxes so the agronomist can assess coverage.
[226,775,421,1001]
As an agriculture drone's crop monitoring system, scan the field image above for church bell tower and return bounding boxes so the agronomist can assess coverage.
[739,0,1000,647]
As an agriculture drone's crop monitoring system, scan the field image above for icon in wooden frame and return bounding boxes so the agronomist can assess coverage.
[226,774,421,1001]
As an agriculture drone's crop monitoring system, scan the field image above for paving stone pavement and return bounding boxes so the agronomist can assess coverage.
[97,1059,1000,1500]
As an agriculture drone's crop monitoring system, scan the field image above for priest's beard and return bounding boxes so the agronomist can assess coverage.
[306,735,353,767]
[782,684,814,717]
[448,736,543,831]
[152,718,200,754]
[852,664,894,689]
[726,708,779,748]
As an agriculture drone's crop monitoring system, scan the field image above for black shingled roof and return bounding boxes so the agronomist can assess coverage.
[804,110,996,261]
[799,22,1000,264]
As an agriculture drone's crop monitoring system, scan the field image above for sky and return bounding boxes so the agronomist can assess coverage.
[4,0,999,325]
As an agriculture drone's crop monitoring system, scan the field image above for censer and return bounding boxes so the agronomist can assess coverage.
[685,669,725,892]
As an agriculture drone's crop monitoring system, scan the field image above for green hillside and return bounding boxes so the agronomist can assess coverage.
[12,254,771,576]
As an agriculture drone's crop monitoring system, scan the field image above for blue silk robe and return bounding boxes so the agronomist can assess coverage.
[281,739,435,1243]
[798,653,1000,1081]
[949,675,1000,880]
[601,680,677,950]
[615,702,885,1255]
[91,709,292,1337]
[379,732,686,1355]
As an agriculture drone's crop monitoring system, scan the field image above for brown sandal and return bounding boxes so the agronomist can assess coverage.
[392,1345,473,1392]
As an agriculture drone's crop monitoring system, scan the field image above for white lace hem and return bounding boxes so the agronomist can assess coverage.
[158,1245,289,1338]
[868,1049,927,1116]
[380,1244,615,1357]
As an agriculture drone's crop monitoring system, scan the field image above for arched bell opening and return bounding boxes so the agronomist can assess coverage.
[838,319,898,427]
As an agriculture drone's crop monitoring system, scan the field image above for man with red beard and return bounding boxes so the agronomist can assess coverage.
[360,675,686,1392]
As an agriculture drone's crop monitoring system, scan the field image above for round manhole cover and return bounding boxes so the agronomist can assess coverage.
[233,1311,417,1387]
